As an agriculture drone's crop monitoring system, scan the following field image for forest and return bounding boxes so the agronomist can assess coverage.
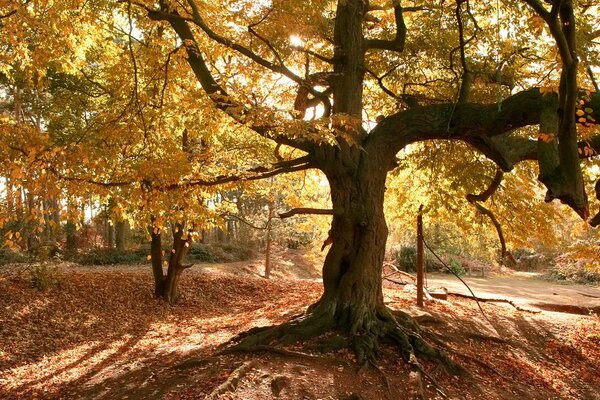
[0,0,599,399]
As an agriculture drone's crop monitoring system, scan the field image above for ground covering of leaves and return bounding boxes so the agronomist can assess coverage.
[0,263,599,400]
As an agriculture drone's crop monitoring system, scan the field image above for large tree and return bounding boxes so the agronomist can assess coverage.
[131,0,600,364]
[3,0,600,367]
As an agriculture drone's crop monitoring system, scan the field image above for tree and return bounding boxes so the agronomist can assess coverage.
[134,0,600,366]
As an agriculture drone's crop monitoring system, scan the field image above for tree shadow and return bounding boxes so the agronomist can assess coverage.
[0,267,322,400]
[416,298,600,399]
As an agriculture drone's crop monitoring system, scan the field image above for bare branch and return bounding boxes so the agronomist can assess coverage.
[278,208,333,218]
[465,169,513,263]
[0,9,17,19]
[365,2,406,52]
[291,45,334,64]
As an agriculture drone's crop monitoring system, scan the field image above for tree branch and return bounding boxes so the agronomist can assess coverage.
[278,208,334,219]
[365,1,406,52]
[465,169,503,203]
[143,1,317,153]
[184,0,329,109]
[465,169,514,264]
[45,158,314,191]
[369,88,600,218]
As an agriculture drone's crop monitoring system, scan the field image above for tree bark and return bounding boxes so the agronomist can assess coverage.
[65,221,76,254]
[5,177,13,214]
[416,206,424,307]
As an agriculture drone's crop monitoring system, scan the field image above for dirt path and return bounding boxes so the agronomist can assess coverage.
[425,273,600,312]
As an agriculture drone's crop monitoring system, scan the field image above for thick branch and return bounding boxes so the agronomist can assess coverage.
[465,169,512,262]
[47,158,314,191]
[372,88,600,153]
[278,208,334,219]
[465,169,503,203]
[365,2,406,52]
[369,88,600,218]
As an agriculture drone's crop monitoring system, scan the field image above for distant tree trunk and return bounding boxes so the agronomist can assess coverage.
[416,206,424,307]
[15,187,23,220]
[5,177,14,214]
[106,222,114,249]
[216,227,225,242]
[150,226,165,296]
[65,221,76,254]
[115,220,127,252]
[150,222,191,303]
[226,218,234,242]
[25,190,35,252]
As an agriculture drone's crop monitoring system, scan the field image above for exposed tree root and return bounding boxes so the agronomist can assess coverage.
[214,300,462,400]
[446,349,504,377]
[366,360,393,399]
[204,360,257,400]
[218,344,351,366]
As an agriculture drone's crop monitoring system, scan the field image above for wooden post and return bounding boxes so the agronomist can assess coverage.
[264,202,274,279]
[416,205,424,307]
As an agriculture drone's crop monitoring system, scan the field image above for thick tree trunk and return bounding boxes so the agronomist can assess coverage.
[230,153,443,366]
[162,263,184,304]
[313,161,390,333]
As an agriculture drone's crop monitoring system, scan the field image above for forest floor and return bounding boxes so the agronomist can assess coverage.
[1,251,599,400]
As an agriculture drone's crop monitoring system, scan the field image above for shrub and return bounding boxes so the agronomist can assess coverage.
[188,242,254,263]
[395,245,443,272]
[188,243,218,262]
[550,256,600,284]
[76,248,145,265]
[0,248,29,265]
[447,258,466,276]
[30,264,60,291]
[396,246,417,272]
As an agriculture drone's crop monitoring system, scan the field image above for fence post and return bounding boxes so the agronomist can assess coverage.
[416,205,424,307]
